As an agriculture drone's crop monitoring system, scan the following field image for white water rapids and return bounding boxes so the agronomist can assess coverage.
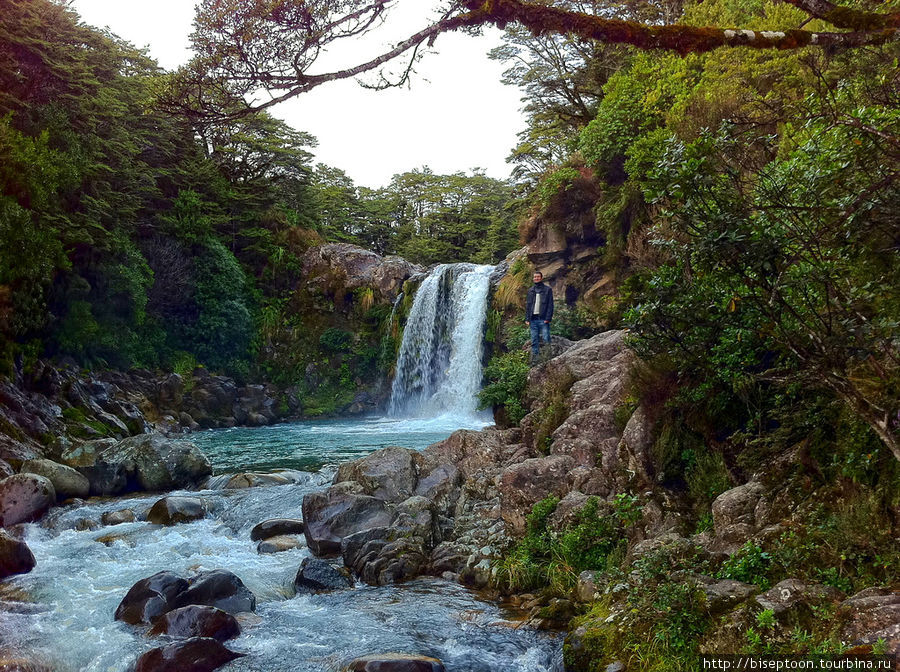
[0,422,562,671]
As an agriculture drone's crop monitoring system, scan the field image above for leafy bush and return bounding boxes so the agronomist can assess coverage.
[478,351,529,425]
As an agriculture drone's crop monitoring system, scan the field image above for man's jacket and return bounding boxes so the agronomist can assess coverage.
[525,283,554,322]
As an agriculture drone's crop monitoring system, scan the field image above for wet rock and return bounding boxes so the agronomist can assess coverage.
[0,530,35,579]
[115,571,190,625]
[217,472,294,489]
[342,528,428,586]
[134,637,243,672]
[101,509,135,526]
[0,474,56,526]
[172,570,256,615]
[302,487,394,556]
[20,459,90,500]
[334,446,417,502]
[250,518,305,541]
[0,658,53,672]
[0,461,12,480]
[344,653,445,672]
[147,496,205,525]
[294,557,352,593]
[59,438,126,495]
[498,455,576,535]
[257,535,304,554]
[148,605,241,642]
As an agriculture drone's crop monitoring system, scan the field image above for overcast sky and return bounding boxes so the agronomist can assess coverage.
[70,0,526,188]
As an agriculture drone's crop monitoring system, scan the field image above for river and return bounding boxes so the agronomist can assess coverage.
[0,416,563,672]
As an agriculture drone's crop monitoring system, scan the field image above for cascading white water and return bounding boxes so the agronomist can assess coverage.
[389,263,494,419]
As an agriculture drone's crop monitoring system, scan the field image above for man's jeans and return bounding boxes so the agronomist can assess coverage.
[530,318,550,359]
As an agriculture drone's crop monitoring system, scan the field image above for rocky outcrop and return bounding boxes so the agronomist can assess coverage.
[0,474,55,526]
[839,588,900,656]
[302,484,394,556]
[133,637,244,672]
[0,530,35,579]
[302,243,423,302]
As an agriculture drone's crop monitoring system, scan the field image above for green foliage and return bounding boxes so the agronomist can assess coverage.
[319,327,352,353]
[718,542,773,589]
[478,351,530,425]
[495,494,640,594]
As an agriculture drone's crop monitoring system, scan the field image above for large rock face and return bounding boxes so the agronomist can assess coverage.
[302,243,423,301]
[334,446,417,501]
[0,474,56,526]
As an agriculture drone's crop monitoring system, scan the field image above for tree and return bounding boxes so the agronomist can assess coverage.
[167,0,900,120]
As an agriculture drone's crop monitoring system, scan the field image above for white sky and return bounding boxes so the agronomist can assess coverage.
[70,0,526,188]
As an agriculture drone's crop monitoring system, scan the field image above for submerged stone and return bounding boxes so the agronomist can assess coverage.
[133,637,243,672]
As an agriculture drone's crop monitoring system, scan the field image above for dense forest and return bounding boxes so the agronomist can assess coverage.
[0,0,520,381]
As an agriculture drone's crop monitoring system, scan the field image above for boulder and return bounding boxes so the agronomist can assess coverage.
[147,496,205,525]
[257,535,304,554]
[712,482,766,533]
[217,472,294,489]
[171,569,256,615]
[251,518,305,541]
[20,458,90,500]
[293,557,353,593]
[301,243,422,301]
[755,579,844,621]
[109,434,212,492]
[498,455,576,535]
[839,588,900,654]
[60,434,211,495]
[334,446,417,502]
[115,571,190,625]
[101,509,136,526]
[412,464,461,516]
[0,474,56,526]
[148,605,241,642]
[344,653,445,672]
[700,579,758,614]
[302,487,394,556]
[134,637,243,672]
[342,528,429,586]
[0,530,35,579]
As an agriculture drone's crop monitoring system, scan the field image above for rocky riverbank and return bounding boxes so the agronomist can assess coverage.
[295,329,900,669]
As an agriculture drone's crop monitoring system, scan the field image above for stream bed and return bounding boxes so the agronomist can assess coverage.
[0,417,562,671]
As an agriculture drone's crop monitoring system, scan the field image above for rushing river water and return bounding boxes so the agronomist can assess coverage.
[0,417,562,672]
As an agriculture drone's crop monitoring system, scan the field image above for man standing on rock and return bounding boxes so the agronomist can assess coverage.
[525,271,553,364]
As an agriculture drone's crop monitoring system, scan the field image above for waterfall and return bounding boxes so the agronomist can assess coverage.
[388,263,494,419]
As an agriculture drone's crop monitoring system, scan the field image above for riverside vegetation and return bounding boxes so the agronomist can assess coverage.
[1,0,899,671]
